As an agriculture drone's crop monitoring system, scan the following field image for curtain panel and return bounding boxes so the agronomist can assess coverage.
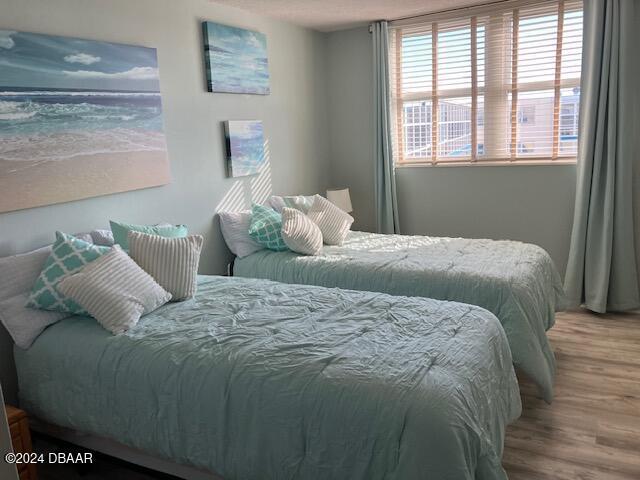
[564,0,640,312]
[372,21,401,234]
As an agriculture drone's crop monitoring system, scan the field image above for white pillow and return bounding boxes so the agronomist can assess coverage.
[128,231,203,301]
[269,195,315,214]
[0,245,51,301]
[58,246,171,334]
[307,194,354,246]
[0,293,68,349]
[281,208,323,255]
[218,211,263,258]
[74,229,115,246]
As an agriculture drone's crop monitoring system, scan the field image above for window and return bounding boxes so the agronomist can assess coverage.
[518,105,535,124]
[389,0,583,165]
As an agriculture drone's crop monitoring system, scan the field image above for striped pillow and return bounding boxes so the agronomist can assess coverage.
[57,246,171,334]
[281,208,323,255]
[128,231,203,301]
[307,194,354,245]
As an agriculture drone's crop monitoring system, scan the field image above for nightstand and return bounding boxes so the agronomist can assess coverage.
[5,405,37,480]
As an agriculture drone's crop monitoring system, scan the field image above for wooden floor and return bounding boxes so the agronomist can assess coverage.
[34,310,640,479]
[503,310,640,480]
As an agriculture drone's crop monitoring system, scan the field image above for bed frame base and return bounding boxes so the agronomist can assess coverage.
[30,418,223,480]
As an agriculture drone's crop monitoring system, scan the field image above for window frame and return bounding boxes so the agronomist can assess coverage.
[390,0,582,167]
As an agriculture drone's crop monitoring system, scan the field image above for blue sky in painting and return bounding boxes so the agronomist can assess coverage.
[203,22,269,94]
[0,30,160,91]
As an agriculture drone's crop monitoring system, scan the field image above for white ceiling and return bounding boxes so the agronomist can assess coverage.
[209,0,495,32]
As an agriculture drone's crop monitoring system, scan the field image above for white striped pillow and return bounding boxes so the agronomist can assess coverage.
[128,231,203,301]
[57,246,171,334]
[307,194,354,246]
[281,208,323,255]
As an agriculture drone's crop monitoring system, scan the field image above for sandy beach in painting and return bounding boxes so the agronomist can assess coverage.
[0,29,170,212]
[0,150,170,212]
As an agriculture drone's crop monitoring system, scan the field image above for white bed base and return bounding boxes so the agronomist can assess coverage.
[30,418,223,480]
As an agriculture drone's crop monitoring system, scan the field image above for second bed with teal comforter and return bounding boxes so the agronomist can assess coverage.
[235,231,565,403]
[15,275,521,480]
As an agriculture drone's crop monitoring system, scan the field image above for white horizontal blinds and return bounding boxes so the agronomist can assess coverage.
[390,0,583,165]
[392,23,434,161]
[510,9,519,160]
[516,1,561,159]
[390,29,404,167]
[432,22,438,163]
[471,16,478,161]
[559,1,583,156]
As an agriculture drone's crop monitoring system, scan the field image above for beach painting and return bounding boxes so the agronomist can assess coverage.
[202,22,270,95]
[224,120,266,177]
[0,30,170,213]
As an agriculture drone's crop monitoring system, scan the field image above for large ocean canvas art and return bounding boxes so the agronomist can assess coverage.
[203,22,270,95]
[224,120,266,177]
[0,30,170,213]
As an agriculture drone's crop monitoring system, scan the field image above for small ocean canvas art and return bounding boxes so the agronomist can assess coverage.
[224,121,266,177]
[0,30,170,213]
[202,22,270,95]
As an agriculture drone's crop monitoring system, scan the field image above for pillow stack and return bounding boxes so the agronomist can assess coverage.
[20,221,203,338]
[218,194,355,258]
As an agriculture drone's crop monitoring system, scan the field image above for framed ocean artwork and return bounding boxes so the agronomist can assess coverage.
[0,30,170,213]
[223,120,266,177]
[202,22,270,95]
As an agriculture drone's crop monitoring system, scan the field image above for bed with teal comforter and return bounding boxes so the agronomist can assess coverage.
[234,231,565,403]
[15,275,521,480]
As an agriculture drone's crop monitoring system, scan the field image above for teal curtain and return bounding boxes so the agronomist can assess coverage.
[564,0,640,312]
[372,21,400,234]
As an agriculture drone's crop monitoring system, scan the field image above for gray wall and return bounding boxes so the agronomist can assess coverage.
[326,26,577,275]
[0,0,330,274]
[326,28,376,232]
[396,165,576,275]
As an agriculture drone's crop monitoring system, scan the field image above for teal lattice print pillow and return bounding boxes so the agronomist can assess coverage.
[27,231,110,315]
[248,204,289,252]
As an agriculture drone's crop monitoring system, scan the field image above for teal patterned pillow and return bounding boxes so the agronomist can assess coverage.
[248,204,289,252]
[27,232,110,315]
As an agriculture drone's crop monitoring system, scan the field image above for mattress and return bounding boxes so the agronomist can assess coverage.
[235,231,565,403]
[15,275,521,480]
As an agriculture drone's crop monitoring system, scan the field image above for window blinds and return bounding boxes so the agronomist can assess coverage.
[389,0,583,165]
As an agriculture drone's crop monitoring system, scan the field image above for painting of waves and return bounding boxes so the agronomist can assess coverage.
[0,30,170,213]
[224,120,266,177]
[203,22,270,95]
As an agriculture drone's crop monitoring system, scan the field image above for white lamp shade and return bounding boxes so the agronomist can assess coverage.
[326,188,353,213]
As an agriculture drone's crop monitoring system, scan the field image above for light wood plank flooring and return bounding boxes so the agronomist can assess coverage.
[504,310,640,480]
[36,310,640,479]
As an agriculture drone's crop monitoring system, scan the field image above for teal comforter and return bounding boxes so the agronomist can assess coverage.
[235,231,565,403]
[15,276,521,480]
